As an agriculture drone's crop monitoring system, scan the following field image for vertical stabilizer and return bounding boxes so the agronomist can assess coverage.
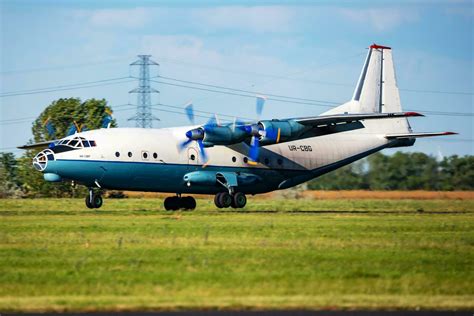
[323,44,403,116]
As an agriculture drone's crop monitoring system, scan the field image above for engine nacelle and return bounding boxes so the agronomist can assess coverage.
[258,119,307,145]
[202,126,248,147]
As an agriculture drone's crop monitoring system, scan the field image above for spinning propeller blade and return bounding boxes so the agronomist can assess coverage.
[197,139,208,162]
[178,138,193,151]
[256,95,267,118]
[249,136,260,163]
[185,102,194,124]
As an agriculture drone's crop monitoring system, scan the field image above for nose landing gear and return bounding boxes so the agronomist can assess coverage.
[164,195,196,211]
[214,192,247,209]
[85,189,103,209]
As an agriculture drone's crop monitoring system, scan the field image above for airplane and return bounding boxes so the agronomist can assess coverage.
[20,44,456,210]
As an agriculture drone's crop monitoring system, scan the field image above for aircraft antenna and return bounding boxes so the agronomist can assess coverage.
[128,55,160,128]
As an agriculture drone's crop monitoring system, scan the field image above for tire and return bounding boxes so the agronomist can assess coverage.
[214,193,224,208]
[232,192,247,208]
[164,197,179,211]
[92,194,103,209]
[183,196,196,210]
[218,192,232,208]
[85,195,94,209]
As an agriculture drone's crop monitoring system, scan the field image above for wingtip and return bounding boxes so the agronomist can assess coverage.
[443,132,458,135]
[404,111,424,117]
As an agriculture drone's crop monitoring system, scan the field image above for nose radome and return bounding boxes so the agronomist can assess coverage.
[33,149,55,172]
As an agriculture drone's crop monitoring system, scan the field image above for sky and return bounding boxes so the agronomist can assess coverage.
[1,0,473,157]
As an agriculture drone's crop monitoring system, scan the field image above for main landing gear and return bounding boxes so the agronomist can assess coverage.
[164,195,196,211]
[85,189,103,209]
[214,192,247,209]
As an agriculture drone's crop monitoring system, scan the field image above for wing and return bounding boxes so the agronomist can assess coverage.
[18,140,56,150]
[385,132,458,139]
[293,111,423,126]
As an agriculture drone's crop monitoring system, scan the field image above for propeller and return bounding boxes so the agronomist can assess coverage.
[179,95,277,164]
[43,117,56,138]
[101,109,114,128]
[256,95,267,118]
[185,102,194,124]
[178,112,219,163]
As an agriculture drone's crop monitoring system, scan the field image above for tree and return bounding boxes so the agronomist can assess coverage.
[17,98,115,197]
[439,155,474,190]
[308,160,369,190]
[0,153,23,198]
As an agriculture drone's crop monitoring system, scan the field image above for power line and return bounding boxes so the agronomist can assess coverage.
[151,79,336,108]
[155,56,473,96]
[0,77,133,97]
[0,58,129,75]
[158,76,341,105]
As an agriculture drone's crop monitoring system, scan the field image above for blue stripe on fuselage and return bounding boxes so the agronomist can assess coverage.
[47,159,299,194]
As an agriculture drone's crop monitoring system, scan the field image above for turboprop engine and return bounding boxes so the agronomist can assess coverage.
[179,118,308,163]
[185,125,249,147]
[245,119,307,146]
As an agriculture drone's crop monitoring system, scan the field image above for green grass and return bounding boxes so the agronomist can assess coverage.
[0,197,473,312]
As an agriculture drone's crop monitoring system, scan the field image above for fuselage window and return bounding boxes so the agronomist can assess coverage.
[190,154,196,161]
[142,151,149,160]
[115,152,120,158]
[128,152,132,158]
[264,158,270,164]
[153,153,158,159]
[277,158,283,165]
[232,156,236,162]
[243,157,248,163]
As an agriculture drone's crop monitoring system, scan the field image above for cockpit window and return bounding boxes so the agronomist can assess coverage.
[51,136,97,153]
[68,140,78,147]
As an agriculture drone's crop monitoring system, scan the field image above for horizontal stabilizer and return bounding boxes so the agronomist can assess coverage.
[385,132,458,139]
[295,112,423,127]
[18,140,56,150]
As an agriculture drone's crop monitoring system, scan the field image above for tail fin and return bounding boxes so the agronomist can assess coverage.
[323,44,402,115]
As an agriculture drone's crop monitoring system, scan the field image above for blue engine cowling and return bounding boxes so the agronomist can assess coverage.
[258,119,307,145]
[202,126,248,146]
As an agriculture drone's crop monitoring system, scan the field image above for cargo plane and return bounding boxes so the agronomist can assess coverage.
[21,44,456,210]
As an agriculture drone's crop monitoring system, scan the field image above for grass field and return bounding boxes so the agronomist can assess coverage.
[0,196,473,312]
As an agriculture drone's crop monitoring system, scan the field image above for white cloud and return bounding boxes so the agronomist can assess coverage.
[73,8,152,28]
[192,6,296,33]
[339,8,419,32]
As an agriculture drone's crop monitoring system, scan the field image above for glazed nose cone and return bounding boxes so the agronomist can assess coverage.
[33,149,55,172]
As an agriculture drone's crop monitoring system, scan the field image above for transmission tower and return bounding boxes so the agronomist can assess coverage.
[128,55,160,128]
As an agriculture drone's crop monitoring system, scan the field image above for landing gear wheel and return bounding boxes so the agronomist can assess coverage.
[214,193,224,209]
[85,195,94,209]
[85,192,103,209]
[231,192,247,208]
[218,192,232,208]
[182,196,196,210]
[92,194,103,208]
[164,196,179,211]
[164,196,196,211]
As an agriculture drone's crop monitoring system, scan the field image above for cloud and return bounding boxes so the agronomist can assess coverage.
[338,8,419,32]
[73,8,152,29]
[192,6,296,33]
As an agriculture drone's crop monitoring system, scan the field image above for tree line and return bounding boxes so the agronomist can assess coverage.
[308,152,473,191]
